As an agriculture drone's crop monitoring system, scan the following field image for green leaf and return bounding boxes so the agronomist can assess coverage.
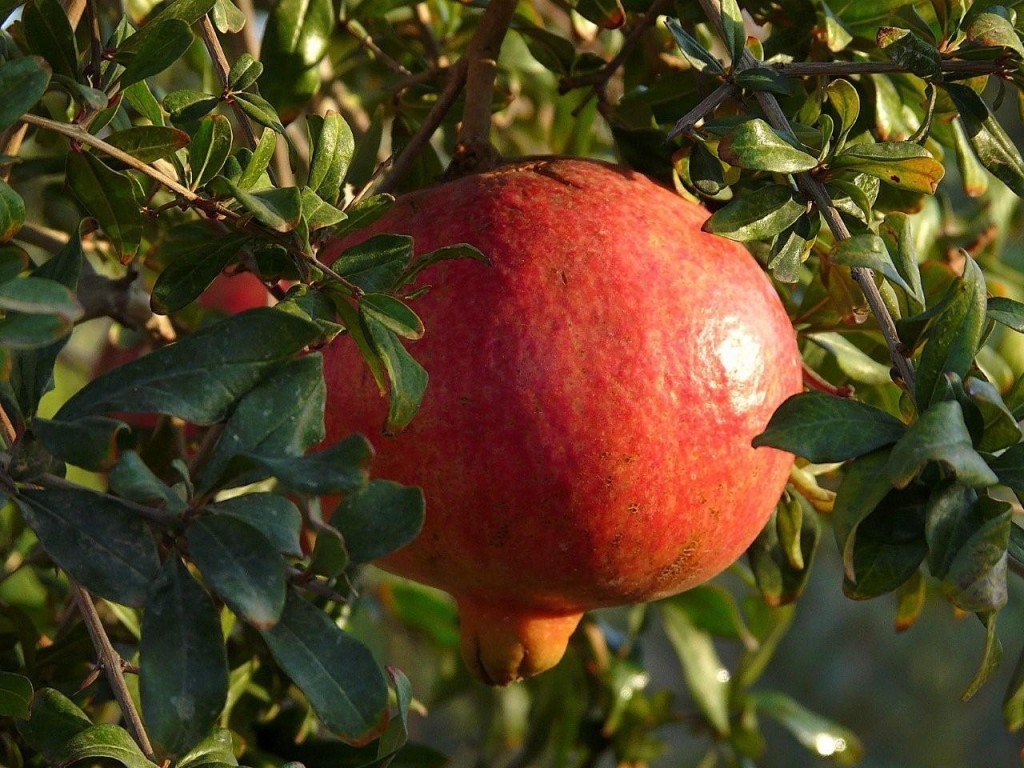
[512,17,577,75]
[363,312,427,434]
[879,212,925,308]
[916,256,987,406]
[0,276,81,320]
[123,81,165,125]
[826,78,859,149]
[0,673,32,719]
[207,494,302,556]
[805,332,892,386]
[151,227,251,314]
[16,486,160,606]
[0,312,71,348]
[110,449,185,514]
[331,480,424,564]
[687,141,727,197]
[947,83,1024,196]
[58,308,320,424]
[235,127,277,190]
[33,415,129,471]
[211,0,244,30]
[717,119,818,173]
[751,691,863,765]
[659,584,754,645]
[752,391,906,462]
[189,115,233,189]
[877,26,941,78]
[990,442,1024,495]
[401,243,489,287]
[227,182,301,232]
[719,0,746,64]
[118,19,194,87]
[141,557,228,756]
[830,233,918,299]
[307,112,354,205]
[141,0,217,30]
[198,354,326,491]
[0,57,51,133]
[963,612,1002,701]
[734,66,794,97]
[234,92,286,133]
[833,450,894,574]
[55,724,157,768]
[21,0,78,79]
[242,433,372,495]
[334,235,413,293]
[259,0,332,115]
[1004,645,1024,731]
[260,590,388,743]
[228,53,262,91]
[164,89,220,123]
[660,603,730,736]
[361,294,423,340]
[703,186,807,242]
[300,187,347,231]
[887,400,997,488]
[186,514,287,629]
[663,18,723,75]
[66,151,143,263]
[964,377,1021,452]
[176,728,237,768]
[17,688,90,761]
[832,141,944,193]
[965,10,1024,57]
[106,126,189,162]
[987,296,1024,332]
[940,495,1010,613]
[747,503,819,606]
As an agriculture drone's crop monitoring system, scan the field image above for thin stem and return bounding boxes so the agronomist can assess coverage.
[559,0,674,96]
[198,16,260,151]
[377,58,469,195]
[695,0,917,395]
[776,57,1011,77]
[340,18,411,76]
[72,585,155,759]
[667,81,737,138]
[454,0,518,155]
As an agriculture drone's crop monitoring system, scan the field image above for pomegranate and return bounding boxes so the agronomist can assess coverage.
[321,157,802,685]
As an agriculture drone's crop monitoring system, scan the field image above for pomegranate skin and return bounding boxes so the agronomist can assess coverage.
[321,158,801,683]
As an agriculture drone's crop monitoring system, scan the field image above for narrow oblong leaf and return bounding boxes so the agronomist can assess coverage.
[660,603,730,736]
[117,19,194,87]
[21,0,78,79]
[207,494,303,556]
[753,391,906,462]
[54,724,156,768]
[105,126,190,163]
[260,590,389,743]
[718,119,819,173]
[243,433,373,495]
[141,557,228,755]
[947,83,1024,197]
[751,691,863,765]
[703,186,807,242]
[832,141,944,193]
[331,480,425,564]
[830,233,917,298]
[0,57,51,133]
[0,673,32,719]
[66,151,143,263]
[186,514,287,629]
[189,115,233,189]
[16,486,160,607]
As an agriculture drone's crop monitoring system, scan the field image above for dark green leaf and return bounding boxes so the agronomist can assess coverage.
[935,493,1010,613]
[176,728,236,768]
[66,151,143,263]
[109,450,185,514]
[235,127,277,190]
[307,112,354,205]
[260,590,388,743]
[916,256,987,406]
[512,17,577,75]
[660,603,730,736]
[17,688,90,761]
[964,377,1021,452]
[186,514,287,629]
[331,480,424,564]
[16,486,160,606]
[718,119,818,173]
[234,92,285,133]
[879,213,925,308]
[831,233,919,299]
[151,228,250,314]
[0,276,81,319]
[227,182,301,232]
[123,81,165,125]
[734,66,794,97]
[888,401,997,488]
[832,450,894,575]
[164,89,220,123]
[0,57,51,133]
[401,243,489,287]
[719,0,746,64]
[990,442,1024,495]
[965,10,1024,57]
[753,391,906,462]
[877,26,941,78]
[198,354,325,491]
[747,504,819,606]
[141,557,228,755]
[207,494,302,556]
[259,0,332,114]
[805,332,891,385]
[703,186,806,242]
[21,0,78,79]
[687,141,727,197]
[987,296,1024,332]
[659,584,754,645]
[106,126,189,162]
[361,294,423,340]
[54,724,156,768]
[33,416,128,471]
[189,115,233,189]
[826,78,859,149]
[334,235,412,293]
[58,308,320,423]
[243,433,372,495]
[0,673,32,719]
[0,178,24,244]
[363,312,427,434]
[663,17,723,75]
[118,19,194,87]
[751,691,863,765]
[228,53,262,91]
[947,83,1024,196]
[301,187,347,231]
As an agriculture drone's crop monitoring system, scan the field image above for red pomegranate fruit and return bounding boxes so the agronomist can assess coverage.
[320,157,802,685]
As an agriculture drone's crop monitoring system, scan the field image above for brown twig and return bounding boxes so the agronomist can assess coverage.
[667,81,738,138]
[198,16,260,151]
[341,18,411,76]
[802,362,855,398]
[558,0,674,97]
[452,0,519,166]
[695,0,917,395]
[776,57,1013,78]
[72,585,155,759]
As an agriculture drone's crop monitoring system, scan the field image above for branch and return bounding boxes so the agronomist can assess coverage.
[695,0,917,395]
[198,16,260,150]
[776,57,1014,78]
[72,585,155,759]
[452,0,519,167]
[558,0,674,97]
[667,81,738,138]
[340,18,411,76]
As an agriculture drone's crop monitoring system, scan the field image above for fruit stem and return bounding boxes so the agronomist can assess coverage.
[449,0,519,174]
